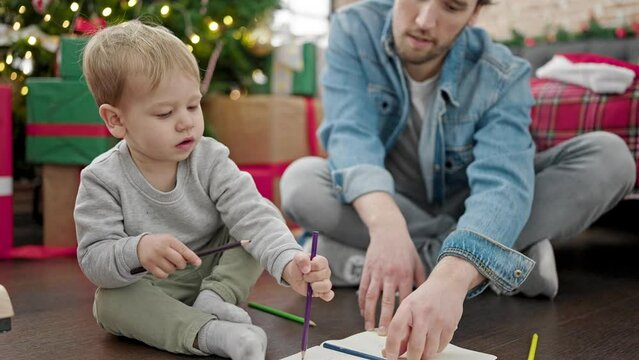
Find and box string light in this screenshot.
[190,34,200,44]
[24,51,33,59]
[70,2,80,12]
[21,86,29,96]
[5,54,13,65]
[10,72,17,81]
[62,20,70,28]
[160,5,170,17]
[208,21,219,32]
[223,16,234,26]
[186,44,193,53]
[18,6,26,14]
[229,89,241,100]
[128,0,138,7]
[13,22,21,31]
[27,36,37,46]
[102,7,112,17]
[0,62,5,72]
[43,14,51,22]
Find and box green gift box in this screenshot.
[251,43,317,96]
[26,78,117,165]
[57,36,89,79]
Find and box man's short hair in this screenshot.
[82,19,200,106]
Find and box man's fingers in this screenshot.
[363,278,381,331]
[424,329,441,359]
[377,281,396,335]
[414,255,427,286]
[399,281,412,304]
[358,269,371,317]
[406,320,427,360]
[384,309,410,360]
[438,327,455,353]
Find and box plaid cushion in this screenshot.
[530,78,639,188]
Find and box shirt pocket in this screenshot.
[444,144,474,173]
[368,85,400,137]
[443,121,475,188]
[444,144,473,191]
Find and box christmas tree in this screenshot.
[1,0,279,179]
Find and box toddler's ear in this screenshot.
[99,104,126,139]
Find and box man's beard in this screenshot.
[395,27,464,65]
[396,43,448,65]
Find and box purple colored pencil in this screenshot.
[301,231,319,359]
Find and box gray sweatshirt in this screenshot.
[74,138,302,289]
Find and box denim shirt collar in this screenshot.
[381,10,466,108]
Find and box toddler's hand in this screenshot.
[282,252,334,301]
[137,233,201,278]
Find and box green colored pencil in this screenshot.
[248,301,317,327]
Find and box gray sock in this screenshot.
[304,234,365,287]
[197,320,267,359]
[193,290,252,324]
[518,239,559,298]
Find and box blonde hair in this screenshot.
[82,19,200,106]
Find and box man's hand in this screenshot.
[359,223,426,333]
[282,252,335,302]
[137,233,201,278]
[383,256,485,360]
[353,192,427,334]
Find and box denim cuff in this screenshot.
[438,229,535,297]
[331,164,395,203]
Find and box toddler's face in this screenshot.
[117,70,204,166]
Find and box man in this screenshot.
[281,0,636,358]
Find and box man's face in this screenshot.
[392,0,480,66]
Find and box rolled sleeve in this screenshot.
[332,164,395,203]
[438,229,535,297]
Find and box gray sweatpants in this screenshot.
[280,132,636,274]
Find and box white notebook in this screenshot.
[281,330,497,360]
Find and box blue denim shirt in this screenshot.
[319,0,536,296]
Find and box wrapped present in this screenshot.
[238,163,288,209]
[202,94,325,165]
[251,43,318,96]
[0,85,12,259]
[42,165,81,248]
[57,36,89,79]
[26,78,116,165]
[530,77,639,188]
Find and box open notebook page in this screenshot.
[281,330,496,360]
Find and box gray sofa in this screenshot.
[510,37,639,71]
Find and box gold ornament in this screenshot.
[243,22,273,57]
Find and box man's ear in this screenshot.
[99,104,126,139]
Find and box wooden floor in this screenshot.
[0,203,638,359]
